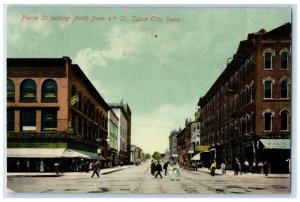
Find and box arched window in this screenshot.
[250,81,256,101]
[20,79,37,102]
[42,79,57,102]
[280,110,289,131]
[281,52,288,69]
[7,79,15,102]
[263,49,275,70]
[281,80,288,98]
[264,80,272,98]
[262,109,275,132]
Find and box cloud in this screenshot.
[7,14,51,45]
[74,26,145,72]
[132,103,196,154]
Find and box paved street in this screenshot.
[7,162,290,194]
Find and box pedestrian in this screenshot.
[220,162,226,174]
[244,159,249,174]
[26,159,30,172]
[40,160,44,172]
[163,161,169,176]
[251,161,256,174]
[171,162,180,181]
[91,160,100,178]
[150,160,156,175]
[59,160,64,174]
[54,162,59,174]
[155,161,163,178]
[16,160,20,172]
[210,160,217,176]
[286,158,290,173]
[263,161,270,176]
[234,159,239,175]
[258,161,263,174]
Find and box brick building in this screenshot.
[7,57,111,172]
[198,23,291,173]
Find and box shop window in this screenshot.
[42,109,57,131]
[7,109,14,131]
[21,109,36,131]
[20,79,37,102]
[7,79,15,102]
[42,79,57,102]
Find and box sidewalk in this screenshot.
[193,167,290,178]
[7,165,131,177]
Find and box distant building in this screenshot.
[7,57,110,171]
[108,109,119,167]
[198,23,291,173]
[110,101,131,165]
[169,130,178,157]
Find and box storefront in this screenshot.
[257,139,290,173]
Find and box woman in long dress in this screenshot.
[171,162,180,181]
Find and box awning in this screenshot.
[7,148,65,158]
[191,153,200,161]
[259,139,290,149]
[7,148,106,160]
[65,149,106,160]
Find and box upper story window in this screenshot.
[280,48,290,70]
[20,79,37,102]
[42,79,57,102]
[280,110,289,131]
[263,48,275,70]
[264,81,272,98]
[280,77,291,99]
[263,109,275,132]
[7,79,15,102]
[281,52,288,69]
[263,77,275,99]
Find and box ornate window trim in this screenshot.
[262,108,275,117]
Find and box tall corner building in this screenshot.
[198,23,291,173]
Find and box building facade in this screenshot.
[110,101,131,165]
[169,130,178,158]
[7,57,111,172]
[198,23,291,173]
[108,109,119,167]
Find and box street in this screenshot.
[7,161,290,194]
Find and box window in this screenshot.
[281,80,288,98]
[21,109,36,131]
[42,79,57,102]
[264,112,272,131]
[281,52,288,69]
[7,109,14,131]
[281,111,289,131]
[264,52,272,69]
[20,79,37,102]
[7,79,15,102]
[264,80,272,98]
[42,109,57,131]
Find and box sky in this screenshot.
[6,6,291,154]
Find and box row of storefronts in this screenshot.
[172,23,291,174]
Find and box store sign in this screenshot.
[23,126,36,131]
[195,145,210,152]
[70,95,79,106]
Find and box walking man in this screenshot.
[91,160,100,178]
[163,161,169,176]
[155,161,163,178]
